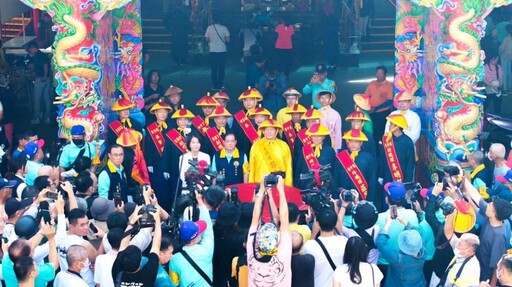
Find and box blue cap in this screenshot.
[71,125,86,136]
[398,229,423,256]
[24,139,45,160]
[179,220,207,243]
[384,181,406,201]
[0,178,17,190]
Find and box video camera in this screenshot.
[299,164,332,190]
[404,182,423,203]
[138,204,157,226]
[184,159,217,192]
[301,188,332,214]
[227,186,240,205]
[300,164,333,214]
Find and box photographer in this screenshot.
[170,190,214,287]
[247,175,292,286]
[258,65,287,116]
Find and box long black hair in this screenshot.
[343,237,369,284]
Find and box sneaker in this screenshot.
[31,118,40,125]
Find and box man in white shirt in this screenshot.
[205,16,230,90]
[54,245,89,287]
[94,228,123,287]
[384,92,421,144]
[303,209,348,287]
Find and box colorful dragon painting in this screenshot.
[407,0,512,163]
[18,0,133,140]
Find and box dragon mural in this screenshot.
[406,0,512,164]
[19,0,133,140]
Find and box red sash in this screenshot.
[108,120,124,137]
[147,123,166,157]
[297,129,312,147]
[302,145,320,169]
[165,129,188,154]
[382,135,404,182]
[206,127,224,152]
[282,121,297,152]
[192,116,209,136]
[234,111,259,144]
[336,150,368,200]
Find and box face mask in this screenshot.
[73,139,85,147]
[80,259,90,274]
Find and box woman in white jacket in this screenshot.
[179,134,211,189]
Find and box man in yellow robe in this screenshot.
[249,119,293,186]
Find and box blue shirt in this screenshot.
[59,142,97,169]
[170,205,214,287]
[2,254,55,287]
[302,78,337,109]
[98,161,125,199]
[26,160,44,185]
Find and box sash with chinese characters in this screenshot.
[191,116,209,136]
[165,129,188,154]
[382,134,404,182]
[302,144,320,169]
[206,127,224,152]
[108,120,124,137]
[336,150,368,200]
[282,121,297,152]
[261,141,281,172]
[234,111,259,144]
[147,123,166,157]
[297,129,312,147]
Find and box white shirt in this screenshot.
[54,270,89,287]
[444,236,481,287]
[333,262,383,287]
[385,109,421,144]
[179,152,211,187]
[94,251,118,287]
[101,227,152,254]
[205,24,230,53]
[303,235,348,287]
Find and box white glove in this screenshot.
[148,166,154,173]
[378,178,384,185]
[163,173,170,180]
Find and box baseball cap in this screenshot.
[0,177,17,189]
[179,220,207,243]
[315,64,327,73]
[24,139,45,159]
[384,181,406,201]
[5,198,22,218]
[71,125,86,136]
[496,169,512,184]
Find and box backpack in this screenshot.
[232,254,248,287]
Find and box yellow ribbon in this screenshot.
[294,123,302,132]
[385,126,398,141]
[401,110,407,115]
[350,150,359,160]
[121,118,132,128]
[92,154,101,165]
[205,117,210,126]
[312,144,322,157]
[218,126,226,135]
[158,121,168,131]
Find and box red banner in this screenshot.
[297,129,312,147]
[108,120,124,137]
[132,146,150,185]
[147,123,166,157]
[192,116,209,136]
[165,129,188,154]
[234,111,260,144]
[302,145,320,169]
[336,150,368,200]
[206,127,224,152]
[282,121,297,153]
[382,135,404,182]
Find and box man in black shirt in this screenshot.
[111,205,162,286]
[26,42,52,125]
[291,231,315,287]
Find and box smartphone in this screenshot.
[46,191,58,200]
[41,210,51,224]
[390,205,398,219]
[89,222,98,234]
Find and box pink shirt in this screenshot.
[274,24,294,49]
[484,64,503,94]
[319,106,342,151]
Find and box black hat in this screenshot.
[5,198,22,218]
[353,201,378,230]
[315,64,327,73]
[15,215,39,238]
[216,202,242,226]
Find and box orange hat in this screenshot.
[398,91,415,101]
[346,110,370,121]
[164,85,183,96]
[213,91,230,101]
[342,129,368,142]
[208,106,232,118]
[116,128,142,147]
[171,105,195,119]
[111,97,136,112]
[301,106,323,120]
[258,119,283,131]
[285,104,307,115]
[282,88,302,98]
[386,114,408,129]
[315,90,336,104]
[150,99,172,114]
[196,92,220,107]
[249,105,272,118]
[353,94,371,111]
[306,123,330,136]
[238,86,263,101]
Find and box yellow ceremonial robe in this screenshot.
[249,138,293,186]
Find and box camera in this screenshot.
[264,174,278,187]
[404,182,422,202]
[138,204,157,226]
[299,164,332,190]
[439,201,456,216]
[301,189,332,214]
[229,187,240,205]
[443,165,460,177]
[215,174,225,189]
[341,189,355,202]
[113,191,123,207]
